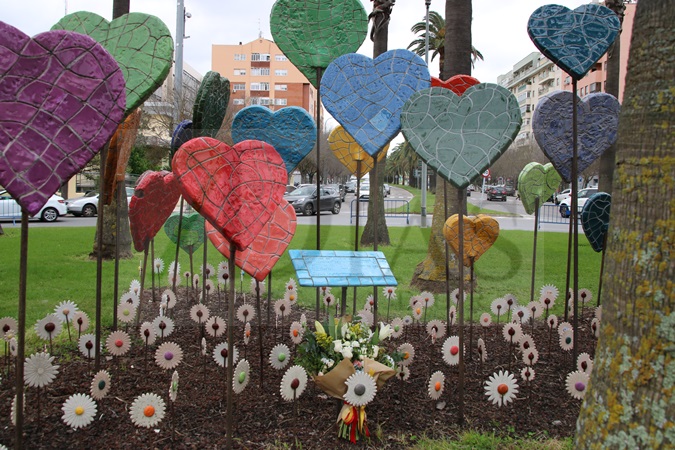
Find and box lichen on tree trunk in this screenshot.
[360,155,391,247]
[575,2,675,447]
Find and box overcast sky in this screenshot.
[7,0,591,83]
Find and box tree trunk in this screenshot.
[411,0,472,291]
[597,0,626,194]
[575,2,675,447]
[112,0,130,19]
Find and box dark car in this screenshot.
[284,185,341,216]
[504,184,516,196]
[345,181,356,193]
[487,185,508,201]
[326,184,346,202]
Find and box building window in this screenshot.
[234,68,246,76]
[233,83,246,91]
[250,97,271,105]
[589,82,602,93]
[233,99,245,105]
[251,53,271,62]
[275,98,287,106]
[275,84,288,91]
[274,69,288,76]
[250,82,270,91]
[251,68,270,76]
[275,54,288,61]
[234,53,246,61]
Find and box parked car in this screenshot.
[559,188,599,218]
[487,185,508,201]
[383,183,391,195]
[0,190,67,222]
[284,185,341,216]
[66,187,134,217]
[326,184,346,202]
[285,185,296,194]
[555,189,571,205]
[504,184,516,196]
[345,181,356,193]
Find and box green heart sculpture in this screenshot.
[401,85,522,189]
[270,0,367,87]
[52,11,173,114]
[164,213,205,254]
[517,162,562,215]
[193,71,230,138]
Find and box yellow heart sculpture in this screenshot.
[443,214,500,267]
[328,125,387,177]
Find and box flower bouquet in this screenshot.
[296,315,401,443]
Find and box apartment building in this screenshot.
[211,38,317,117]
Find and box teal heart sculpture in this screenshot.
[232,106,316,174]
[52,11,174,114]
[322,50,431,157]
[192,71,230,139]
[270,0,367,87]
[517,162,562,215]
[533,91,620,183]
[164,213,205,254]
[401,85,522,189]
[528,4,620,80]
[581,192,611,253]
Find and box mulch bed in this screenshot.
[0,285,596,449]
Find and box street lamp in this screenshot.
[420,0,431,227]
[175,1,192,123]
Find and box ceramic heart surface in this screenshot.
[164,213,205,254]
[232,106,316,174]
[528,4,620,80]
[443,214,500,267]
[270,0,367,87]
[0,23,126,216]
[170,120,193,168]
[52,11,173,113]
[517,162,562,215]
[533,91,620,182]
[581,192,611,253]
[431,75,480,95]
[172,137,287,252]
[207,200,296,282]
[129,170,181,252]
[401,85,521,189]
[321,50,431,157]
[103,109,141,205]
[192,71,230,139]
[328,125,387,177]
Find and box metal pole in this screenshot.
[420,0,431,228]
[175,0,185,123]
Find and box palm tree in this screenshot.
[386,141,418,186]
[407,11,483,77]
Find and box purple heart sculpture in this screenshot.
[532,91,620,182]
[0,22,126,216]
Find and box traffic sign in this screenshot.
[482,169,490,178]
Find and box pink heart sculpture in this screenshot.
[129,171,181,252]
[172,137,287,252]
[431,75,480,95]
[0,23,126,216]
[206,200,297,282]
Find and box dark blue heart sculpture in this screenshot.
[231,106,316,174]
[170,119,193,168]
[533,91,620,183]
[528,4,620,80]
[581,192,611,253]
[321,49,430,157]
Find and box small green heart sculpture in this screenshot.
[164,213,205,254]
[52,11,174,114]
[193,71,230,138]
[517,162,562,215]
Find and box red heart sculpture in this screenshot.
[431,74,480,95]
[172,137,287,252]
[129,170,181,252]
[206,199,296,281]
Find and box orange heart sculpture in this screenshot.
[443,214,500,267]
[103,109,142,205]
[328,125,387,178]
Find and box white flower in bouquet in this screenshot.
[378,322,393,341]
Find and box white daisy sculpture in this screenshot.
[484,370,519,407]
[205,315,225,338]
[232,359,250,394]
[190,304,210,325]
[250,277,263,295]
[140,322,157,346]
[521,366,536,383]
[270,343,291,370]
[152,316,175,340]
[397,343,415,367]
[213,341,239,368]
[161,290,177,310]
[477,338,487,363]
[591,318,601,338]
[289,321,304,345]
[490,298,506,324]
[119,291,139,309]
[169,370,179,402]
[382,286,397,300]
[106,330,131,357]
[502,322,523,346]
[513,306,530,325]
[539,294,555,317]
[396,365,410,381]
[578,288,592,305]
[518,334,535,353]
[577,353,594,374]
[428,371,445,400]
[540,284,559,301]
[217,266,229,287]
[130,393,166,428]
[441,336,462,366]
[358,310,374,328]
[344,372,377,407]
[522,348,540,366]
[236,304,255,324]
[244,322,252,345]
[479,313,492,328]
[0,317,18,339]
[153,258,164,274]
[426,319,446,343]
[285,278,297,293]
[24,352,59,388]
[284,289,298,306]
[274,298,291,321]
[117,303,136,325]
[61,393,97,429]
[547,315,558,332]
[129,279,141,296]
[560,330,574,352]
[280,365,308,402]
[54,300,77,326]
[155,342,183,370]
[390,318,404,339]
[72,311,89,337]
[566,370,590,400]
[90,370,111,400]
[201,263,215,279]
[35,314,62,349]
[78,334,97,360]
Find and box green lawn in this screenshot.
[0,223,601,330]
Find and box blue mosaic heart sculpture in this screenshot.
[321,49,430,157]
[169,120,193,169]
[528,4,620,80]
[581,192,611,253]
[401,85,521,189]
[533,91,620,183]
[232,106,316,174]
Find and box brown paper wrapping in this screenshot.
[313,357,396,400]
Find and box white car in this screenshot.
[0,190,67,222]
[559,188,599,218]
[555,189,571,205]
[66,187,134,217]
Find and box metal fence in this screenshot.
[539,203,581,225]
[349,199,410,224]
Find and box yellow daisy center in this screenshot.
[75,406,84,416]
